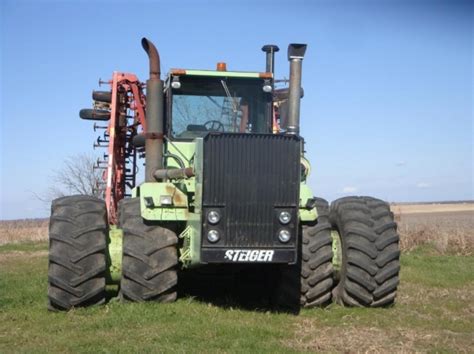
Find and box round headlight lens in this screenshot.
[278,229,291,243]
[278,211,292,224]
[207,210,221,224]
[207,230,220,243]
[262,84,272,93]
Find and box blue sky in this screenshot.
[1,0,472,219]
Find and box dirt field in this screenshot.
[392,203,474,255]
[391,202,474,214]
[0,219,48,245]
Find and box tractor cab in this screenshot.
[165,69,274,139]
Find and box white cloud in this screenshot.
[416,182,431,189]
[396,161,406,166]
[342,186,358,193]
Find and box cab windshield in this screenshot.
[170,76,271,139]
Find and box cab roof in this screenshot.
[169,68,272,79]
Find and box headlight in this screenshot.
[262,79,272,93]
[207,230,220,243]
[207,210,221,224]
[159,195,173,206]
[171,77,181,89]
[278,229,291,243]
[278,211,291,224]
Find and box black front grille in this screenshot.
[202,133,301,248]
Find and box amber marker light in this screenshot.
[170,68,186,75]
[216,62,227,71]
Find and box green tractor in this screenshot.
[47,38,400,311]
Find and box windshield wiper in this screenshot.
[220,80,238,113]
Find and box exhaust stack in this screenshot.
[141,37,164,182]
[286,43,307,135]
[261,44,279,74]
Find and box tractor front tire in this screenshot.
[47,195,108,311]
[330,196,400,307]
[119,198,178,302]
[273,198,334,310]
[300,198,334,307]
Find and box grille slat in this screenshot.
[203,133,301,248]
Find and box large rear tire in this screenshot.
[330,196,400,307]
[47,195,107,311]
[300,198,334,307]
[273,198,334,311]
[119,198,178,302]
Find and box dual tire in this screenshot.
[48,195,399,310]
[47,196,178,310]
[276,196,400,309]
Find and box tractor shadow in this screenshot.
[177,264,299,314]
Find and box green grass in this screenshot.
[0,241,48,253]
[0,247,473,353]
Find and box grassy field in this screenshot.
[0,203,473,352]
[0,244,472,352]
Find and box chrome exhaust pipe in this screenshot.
[286,43,307,135]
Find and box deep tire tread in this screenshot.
[274,198,334,310]
[47,195,107,311]
[119,198,178,303]
[330,196,400,307]
[300,198,334,307]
